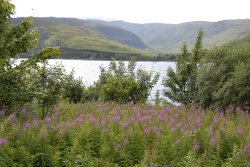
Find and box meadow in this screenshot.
[0,102,249,166]
[1,1,250,166]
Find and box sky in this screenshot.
[11,0,250,24]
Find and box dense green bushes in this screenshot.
[63,70,85,104]
[86,58,159,103]
[163,29,250,110]
[0,0,59,113]
[0,0,159,113]
[163,29,205,106]
[197,40,250,110]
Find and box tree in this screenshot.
[63,70,85,104]
[163,42,191,106]
[163,29,204,106]
[188,29,205,103]
[197,41,250,110]
[29,63,65,118]
[0,0,59,112]
[93,58,159,103]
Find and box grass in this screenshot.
[13,17,152,58]
[14,17,250,54]
[38,24,151,56]
[0,102,250,166]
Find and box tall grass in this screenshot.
[0,102,249,166]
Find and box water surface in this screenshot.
[20,59,176,100]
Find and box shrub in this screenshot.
[94,58,159,103]
[0,0,59,113]
[28,63,65,118]
[63,70,85,104]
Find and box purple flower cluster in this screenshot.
[0,109,5,117]
[210,137,218,146]
[21,106,27,115]
[2,101,249,161]
[33,118,39,127]
[0,138,7,146]
[8,112,16,122]
[193,139,200,151]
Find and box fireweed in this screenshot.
[0,102,249,166]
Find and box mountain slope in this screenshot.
[12,17,250,56]
[105,19,250,52]
[12,17,151,59]
[14,17,147,49]
[81,21,148,49]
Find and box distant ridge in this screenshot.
[12,17,151,60]
[106,19,250,52]
[13,17,250,57]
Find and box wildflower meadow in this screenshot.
[0,102,249,166]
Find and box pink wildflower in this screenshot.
[23,121,30,129]
[213,117,219,124]
[193,139,200,151]
[54,106,60,117]
[32,118,39,127]
[21,106,27,115]
[243,145,250,154]
[8,112,16,122]
[175,139,181,145]
[144,127,150,135]
[0,138,7,146]
[45,116,52,124]
[210,137,218,146]
[0,109,5,117]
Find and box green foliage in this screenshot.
[13,17,152,60]
[28,63,65,118]
[154,89,161,105]
[94,58,159,103]
[63,70,85,104]
[197,36,250,109]
[155,53,177,61]
[109,19,250,52]
[163,29,205,106]
[83,84,101,102]
[0,0,59,112]
[0,102,249,166]
[163,29,249,110]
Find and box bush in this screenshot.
[63,70,85,104]
[163,29,205,106]
[197,39,250,110]
[28,63,65,118]
[0,0,59,113]
[93,58,159,103]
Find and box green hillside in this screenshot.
[12,17,151,59]
[12,17,250,57]
[227,33,250,48]
[81,21,148,49]
[107,19,250,52]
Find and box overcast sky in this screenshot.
[11,0,250,24]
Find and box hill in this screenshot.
[12,17,151,60]
[227,33,250,48]
[104,19,250,52]
[13,17,250,57]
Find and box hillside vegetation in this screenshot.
[13,17,250,58]
[107,19,250,52]
[13,17,151,60]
